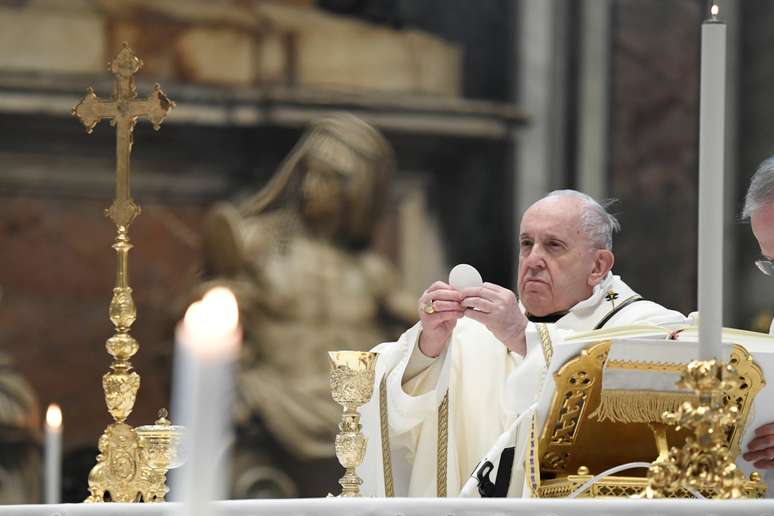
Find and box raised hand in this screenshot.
[743,422,774,469]
[417,281,464,357]
[460,282,527,355]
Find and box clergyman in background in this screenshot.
[741,156,774,479]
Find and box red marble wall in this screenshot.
[0,196,205,452]
[609,0,700,315]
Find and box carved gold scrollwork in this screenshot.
[105,333,139,363]
[552,370,594,444]
[330,368,374,409]
[723,344,765,458]
[86,422,170,503]
[109,287,137,331]
[644,359,765,499]
[102,371,140,423]
[538,341,610,475]
[334,422,367,467]
[543,451,570,472]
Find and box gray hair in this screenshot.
[544,189,620,250]
[742,156,774,219]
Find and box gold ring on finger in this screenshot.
[423,301,435,314]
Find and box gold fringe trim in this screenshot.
[589,390,692,424]
[379,376,394,497]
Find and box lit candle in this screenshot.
[44,403,62,504]
[697,4,726,361]
[170,287,241,514]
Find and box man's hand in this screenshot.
[417,281,464,357]
[460,282,527,355]
[743,422,774,469]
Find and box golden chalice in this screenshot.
[328,351,378,497]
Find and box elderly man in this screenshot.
[360,190,686,498]
[741,156,774,474]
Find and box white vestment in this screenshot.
[359,273,687,498]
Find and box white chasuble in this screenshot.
[359,273,687,498]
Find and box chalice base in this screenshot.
[338,469,363,497]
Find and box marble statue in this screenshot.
[199,114,416,497]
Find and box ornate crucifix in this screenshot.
[74,42,174,228]
[73,43,180,503]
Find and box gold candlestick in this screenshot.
[644,359,754,499]
[328,351,378,497]
[73,43,181,503]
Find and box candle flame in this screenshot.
[182,287,240,355]
[711,4,719,16]
[46,404,62,429]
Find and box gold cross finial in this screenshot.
[72,43,175,228]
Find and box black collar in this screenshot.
[526,311,569,323]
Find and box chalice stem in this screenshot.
[335,407,366,497]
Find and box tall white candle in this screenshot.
[170,287,241,516]
[44,403,62,504]
[697,4,726,361]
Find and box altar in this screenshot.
[3,498,774,516]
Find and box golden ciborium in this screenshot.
[328,351,378,497]
[136,409,186,474]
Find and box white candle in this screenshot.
[44,403,62,504]
[697,4,726,361]
[170,287,241,515]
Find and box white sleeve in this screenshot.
[385,323,452,436]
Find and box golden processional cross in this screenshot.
[74,42,173,228]
[73,43,181,503]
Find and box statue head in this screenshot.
[243,113,395,249]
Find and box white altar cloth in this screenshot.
[1,498,773,516]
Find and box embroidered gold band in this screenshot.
[379,376,394,496]
[606,360,686,373]
[437,391,449,497]
[537,323,553,364]
[526,323,553,496]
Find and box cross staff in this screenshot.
[73,43,174,228]
[74,45,177,502]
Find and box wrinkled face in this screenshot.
[517,197,611,316]
[751,202,774,259]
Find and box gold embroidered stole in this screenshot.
[378,376,394,496]
[436,391,449,496]
[526,323,553,496]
